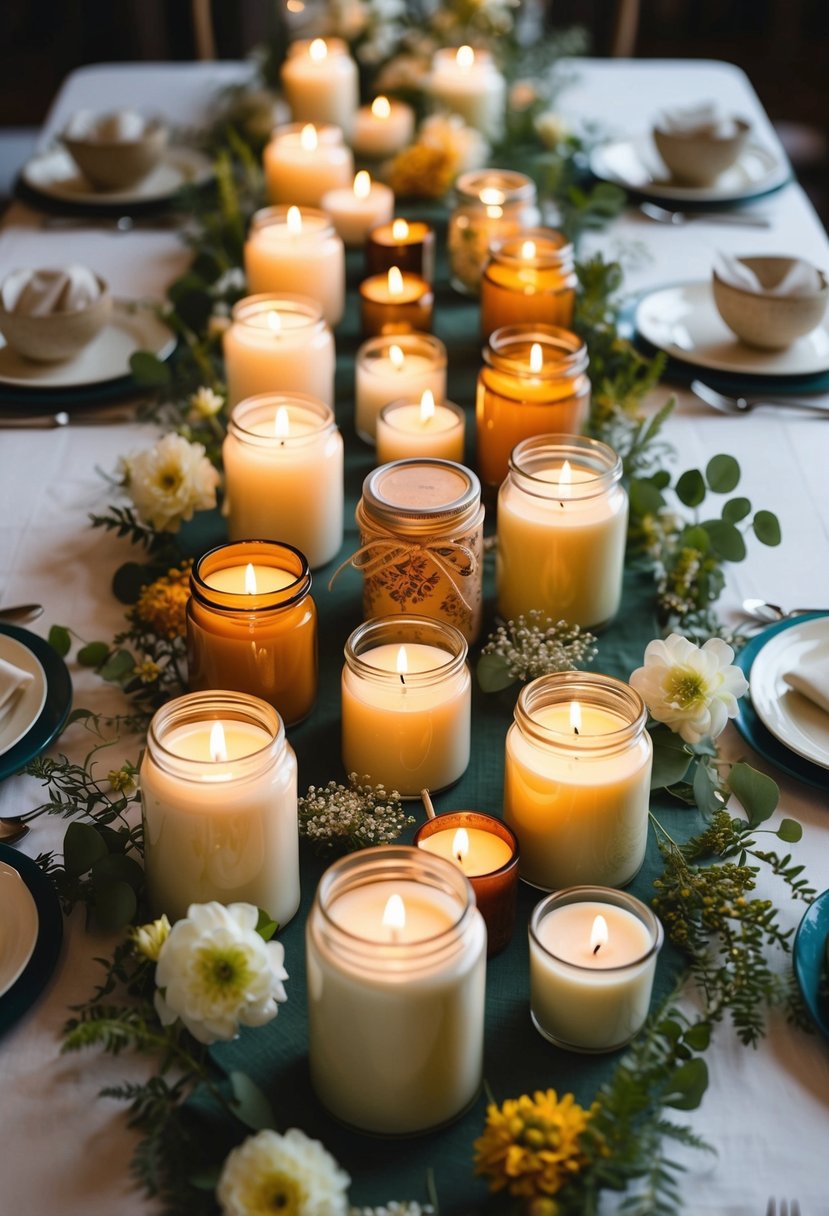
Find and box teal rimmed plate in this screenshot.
[0,843,63,1037]
[794,889,829,1042]
[0,625,72,786]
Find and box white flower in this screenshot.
[509,80,538,113]
[123,433,220,533]
[630,634,748,743]
[188,385,225,421]
[217,1127,349,1216]
[131,914,171,961]
[350,1206,434,1216]
[418,113,488,173]
[154,902,288,1044]
[534,110,570,149]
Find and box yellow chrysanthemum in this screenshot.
[474,1089,594,1200]
[134,563,192,640]
[388,143,457,200]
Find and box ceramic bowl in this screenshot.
[712,256,829,350]
[61,118,168,190]
[0,274,112,362]
[652,117,750,186]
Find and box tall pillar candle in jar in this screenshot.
[496,435,627,629]
[280,38,359,137]
[223,394,343,569]
[140,691,299,926]
[244,206,345,327]
[428,46,506,140]
[355,332,447,444]
[264,123,353,207]
[306,847,486,1134]
[223,294,335,408]
[503,673,652,891]
[350,459,484,643]
[476,324,590,488]
[481,228,576,340]
[341,615,471,796]
[187,541,317,725]
[447,169,539,296]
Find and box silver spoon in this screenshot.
[640,201,771,228]
[0,604,43,624]
[742,598,827,623]
[0,406,137,429]
[691,379,829,417]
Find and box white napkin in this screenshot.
[0,657,33,727]
[714,253,825,297]
[783,661,829,716]
[65,109,148,142]
[0,266,102,315]
[657,102,743,138]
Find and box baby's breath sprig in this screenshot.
[477,610,598,693]
[298,774,415,856]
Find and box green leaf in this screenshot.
[99,649,137,682]
[701,519,747,561]
[189,1168,222,1191]
[256,909,278,941]
[705,454,740,493]
[93,880,137,931]
[77,641,110,668]
[90,853,145,893]
[675,468,706,508]
[477,652,516,694]
[663,1058,709,1110]
[692,760,723,819]
[679,524,711,554]
[753,510,782,546]
[129,350,171,388]
[683,1022,712,1051]
[112,562,151,605]
[649,726,692,789]
[48,624,71,657]
[722,496,751,523]
[229,1071,277,1131]
[629,476,665,516]
[63,822,108,876]
[727,761,779,825]
[777,818,803,843]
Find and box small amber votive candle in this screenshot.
[376,392,465,464]
[414,811,519,956]
[481,227,576,340]
[359,265,433,338]
[366,218,436,285]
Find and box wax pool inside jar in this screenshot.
[359,642,451,678]
[418,827,512,876]
[328,879,457,944]
[532,703,627,736]
[203,565,297,595]
[384,403,457,434]
[246,407,319,439]
[162,720,272,766]
[536,901,652,969]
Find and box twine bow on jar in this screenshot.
[328,527,479,615]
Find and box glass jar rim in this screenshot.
[271,122,344,146]
[378,397,463,431]
[360,458,482,536]
[508,434,622,499]
[514,672,647,754]
[249,205,336,238]
[146,690,285,776]
[483,324,588,376]
[529,885,664,972]
[191,541,312,613]
[228,393,335,447]
[487,227,573,267]
[344,614,468,685]
[357,331,447,370]
[455,168,537,205]
[231,293,325,327]
[413,811,519,878]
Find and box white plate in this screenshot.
[590,135,789,203]
[750,618,829,769]
[634,281,829,376]
[0,299,175,389]
[22,145,213,207]
[0,634,47,756]
[0,861,39,997]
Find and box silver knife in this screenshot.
[0,407,137,428]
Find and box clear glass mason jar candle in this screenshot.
[280,39,359,137]
[141,690,299,925]
[341,614,471,796]
[263,122,354,207]
[529,886,663,1053]
[503,672,652,891]
[355,331,447,444]
[306,846,486,1134]
[376,395,465,465]
[447,168,540,296]
[496,434,628,629]
[428,47,507,141]
[244,205,345,327]
[223,294,335,408]
[187,540,317,725]
[476,324,590,488]
[355,459,485,642]
[480,228,576,340]
[223,393,343,569]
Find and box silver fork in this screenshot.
[640,201,771,228]
[691,379,829,417]
[766,1200,801,1216]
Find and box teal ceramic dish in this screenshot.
[0,625,72,784]
[793,889,829,1043]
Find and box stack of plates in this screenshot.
[0,845,63,1037]
[0,625,72,781]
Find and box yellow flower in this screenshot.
[388,143,457,200]
[131,914,171,961]
[134,563,192,640]
[474,1089,593,1199]
[108,764,137,793]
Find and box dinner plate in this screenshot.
[634,281,829,377]
[21,144,213,207]
[0,843,63,1039]
[750,617,829,770]
[0,625,72,787]
[590,135,790,203]
[0,299,174,390]
[793,888,829,1042]
[0,860,39,996]
[0,634,47,756]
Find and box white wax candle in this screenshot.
[376,394,465,463]
[223,299,335,407]
[355,338,447,443]
[417,826,512,877]
[320,171,395,247]
[352,95,416,158]
[244,207,345,327]
[429,45,506,139]
[141,715,299,925]
[530,898,659,1051]
[203,563,296,595]
[281,38,359,137]
[223,398,344,569]
[341,642,471,796]
[264,123,354,207]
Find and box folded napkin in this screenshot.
[783,661,829,716]
[65,108,148,142]
[0,266,102,316]
[657,102,743,139]
[714,253,825,298]
[0,656,34,727]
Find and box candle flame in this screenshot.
[267,310,282,337]
[371,95,391,119]
[529,342,543,374]
[274,406,290,439]
[558,459,572,499]
[309,38,328,61]
[396,646,408,676]
[419,389,435,423]
[354,170,371,201]
[456,44,475,70]
[300,123,318,151]
[287,205,302,235]
[570,699,582,735]
[392,218,409,241]
[453,827,470,864]
[286,0,304,11]
[479,187,505,207]
[382,893,406,935]
[388,266,404,297]
[210,721,228,763]
[590,913,609,955]
[245,563,257,595]
[389,343,405,370]
[521,240,537,260]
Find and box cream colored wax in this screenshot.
[244,207,345,327]
[429,46,506,140]
[355,339,447,443]
[281,39,359,137]
[223,301,335,408]
[320,171,395,248]
[375,394,465,464]
[417,826,513,876]
[264,123,354,207]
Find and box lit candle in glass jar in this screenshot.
[244,206,345,327]
[481,228,577,339]
[281,38,359,137]
[352,95,416,159]
[376,390,465,464]
[365,216,436,284]
[354,332,447,443]
[359,264,433,338]
[264,123,354,207]
[428,45,506,139]
[321,170,395,247]
[223,294,335,408]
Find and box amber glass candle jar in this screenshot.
[475,324,590,488]
[447,169,540,296]
[366,218,436,284]
[359,266,433,338]
[187,540,317,725]
[481,228,576,340]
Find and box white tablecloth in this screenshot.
[0,59,827,1216]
